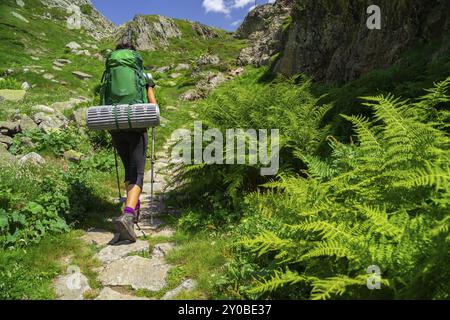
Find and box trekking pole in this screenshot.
[113,147,122,202]
[150,127,155,226]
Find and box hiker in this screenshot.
[100,41,157,242]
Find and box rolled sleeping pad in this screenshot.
[86,103,160,130]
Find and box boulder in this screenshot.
[31,105,55,115]
[71,108,87,125]
[4,69,14,76]
[174,63,190,71]
[65,41,82,51]
[39,114,69,133]
[43,73,55,80]
[229,67,245,77]
[0,121,20,135]
[54,270,91,300]
[17,114,38,132]
[169,73,182,79]
[32,112,52,125]
[18,152,46,166]
[72,71,92,80]
[179,89,202,101]
[63,150,83,163]
[155,66,171,73]
[21,82,31,90]
[55,58,72,65]
[196,53,220,66]
[0,144,16,164]
[0,134,13,148]
[0,89,26,102]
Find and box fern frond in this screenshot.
[247,269,313,294]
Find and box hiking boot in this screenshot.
[114,214,137,242]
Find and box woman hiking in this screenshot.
[100,41,157,242]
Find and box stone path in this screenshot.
[54,138,196,300]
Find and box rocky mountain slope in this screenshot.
[238,0,450,83]
[40,0,116,39]
[116,14,221,51]
[236,0,293,67]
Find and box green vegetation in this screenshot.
[0,0,448,300]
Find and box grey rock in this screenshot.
[95,287,150,300]
[18,152,46,166]
[117,15,181,51]
[0,134,13,147]
[0,144,16,164]
[236,0,292,67]
[179,89,202,101]
[16,0,25,8]
[0,121,20,135]
[54,271,91,300]
[65,41,81,51]
[169,73,182,79]
[196,53,220,66]
[71,107,87,125]
[54,58,72,65]
[192,22,218,39]
[174,63,190,71]
[32,112,51,124]
[31,105,55,115]
[98,255,171,291]
[19,136,34,148]
[229,67,245,77]
[151,243,175,258]
[155,66,171,73]
[4,68,14,76]
[43,73,54,80]
[17,114,38,132]
[162,279,197,300]
[39,114,68,133]
[82,229,119,247]
[272,0,450,83]
[72,71,92,80]
[96,240,150,264]
[21,82,31,91]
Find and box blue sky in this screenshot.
[91,0,275,31]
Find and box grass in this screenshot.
[0,230,100,300]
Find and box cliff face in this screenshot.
[273,0,450,83]
[236,0,293,66]
[117,15,219,51]
[40,0,116,39]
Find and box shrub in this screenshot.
[224,78,450,299]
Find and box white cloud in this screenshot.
[202,0,230,14]
[268,0,276,3]
[232,0,254,9]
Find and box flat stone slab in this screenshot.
[95,287,151,300]
[0,89,26,102]
[54,271,91,300]
[98,256,171,291]
[96,240,150,264]
[82,229,119,246]
[162,279,197,300]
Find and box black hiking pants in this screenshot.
[110,130,148,189]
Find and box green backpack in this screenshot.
[100,49,148,105]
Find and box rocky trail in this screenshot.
[54,137,197,300]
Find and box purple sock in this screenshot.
[135,200,141,210]
[124,206,135,216]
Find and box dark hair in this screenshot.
[116,42,136,51]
